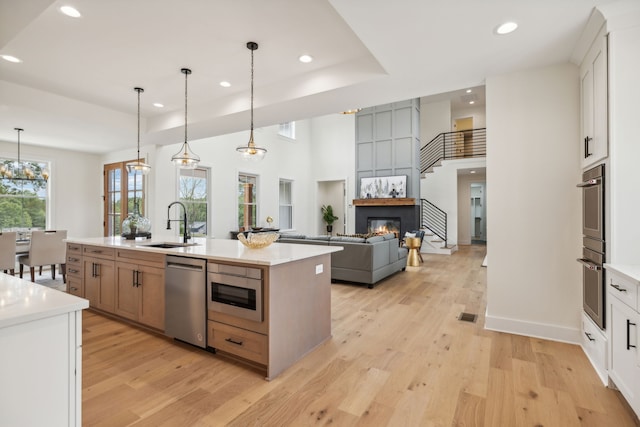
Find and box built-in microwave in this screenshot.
[207,263,263,323]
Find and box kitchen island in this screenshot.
[0,273,89,426]
[64,236,342,379]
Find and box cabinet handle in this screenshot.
[225,337,244,346]
[611,284,627,292]
[135,270,141,287]
[68,257,80,262]
[69,269,79,274]
[95,263,100,277]
[584,136,593,158]
[132,270,137,287]
[627,319,637,350]
[70,287,78,291]
[584,332,595,342]
[91,263,97,278]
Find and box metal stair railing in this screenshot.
[420,127,486,174]
[421,198,447,248]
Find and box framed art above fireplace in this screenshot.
[360,175,406,199]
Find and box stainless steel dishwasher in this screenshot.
[165,255,207,348]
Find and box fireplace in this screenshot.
[368,217,401,238]
[355,204,419,238]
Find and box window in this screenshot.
[279,179,293,230]
[278,121,295,139]
[238,173,257,230]
[103,160,146,236]
[179,167,209,237]
[0,159,49,230]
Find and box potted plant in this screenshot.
[321,204,339,235]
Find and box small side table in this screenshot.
[405,237,422,267]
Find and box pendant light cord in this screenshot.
[184,69,189,148]
[250,47,254,134]
[136,88,141,162]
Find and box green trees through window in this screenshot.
[179,167,208,237]
[0,160,48,230]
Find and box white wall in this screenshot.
[309,113,356,233]
[609,24,640,264]
[0,141,102,238]
[420,99,451,146]
[485,63,582,343]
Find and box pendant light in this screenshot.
[236,41,267,161]
[0,128,49,181]
[121,87,152,240]
[171,68,200,168]
[126,87,151,175]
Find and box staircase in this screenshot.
[420,128,486,175]
[416,128,486,254]
[420,198,457,255]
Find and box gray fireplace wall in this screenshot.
[355,99,421,201]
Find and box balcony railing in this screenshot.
[420,128,486,174]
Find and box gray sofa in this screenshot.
[278,232,407,288]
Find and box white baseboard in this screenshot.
[484,312,581,345]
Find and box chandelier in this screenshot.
[0,128,50,181]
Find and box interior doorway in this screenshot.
[470,183,486,244]
[317,180,346,235]
[454,117,474,158]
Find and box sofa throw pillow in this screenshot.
[331,236,366,243]
[404,232,416,238]
[382,232,396,240]
[365,235,385,244]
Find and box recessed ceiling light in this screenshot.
[220,81,231,88]
[470,170,476,174]
[60,6,81,18]
[466,89,472,93]
[496,21,518,35]
[299,54,313,63]
[153,103,164,108]
[469,101,475,105]
[1,55,22,63]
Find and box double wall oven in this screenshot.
[577,164,605,329]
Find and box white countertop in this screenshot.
[66,236,342,266]
[604,264,640,282]
[0,273,89,329]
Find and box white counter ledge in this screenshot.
[604,264,640,282]
[0,273,89,329]
[65,236,342,266]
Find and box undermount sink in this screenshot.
[139,242,199,248]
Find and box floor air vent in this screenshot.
[458,312,477,323]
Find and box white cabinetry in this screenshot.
[580,28,608,169]
[0,276,88,426]
[581,312,608,384]
[606,266,640,418]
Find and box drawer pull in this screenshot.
[69,269,79,274]
[611,284,627,293]
[225,337,244,346]
[584,332,595,342]
[68,257,80,262]
[70,287,78,291]
[627,320,637,350]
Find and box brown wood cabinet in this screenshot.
[65,243,84,297]
[114,250,165,331]
[83,245,115,312]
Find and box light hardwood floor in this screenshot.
[82,245,639,426]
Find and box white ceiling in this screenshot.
[0,0,621,154]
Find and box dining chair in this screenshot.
[18,230,67,283]
[0,231,17,275]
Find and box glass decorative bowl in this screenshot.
[237,232,279,249]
